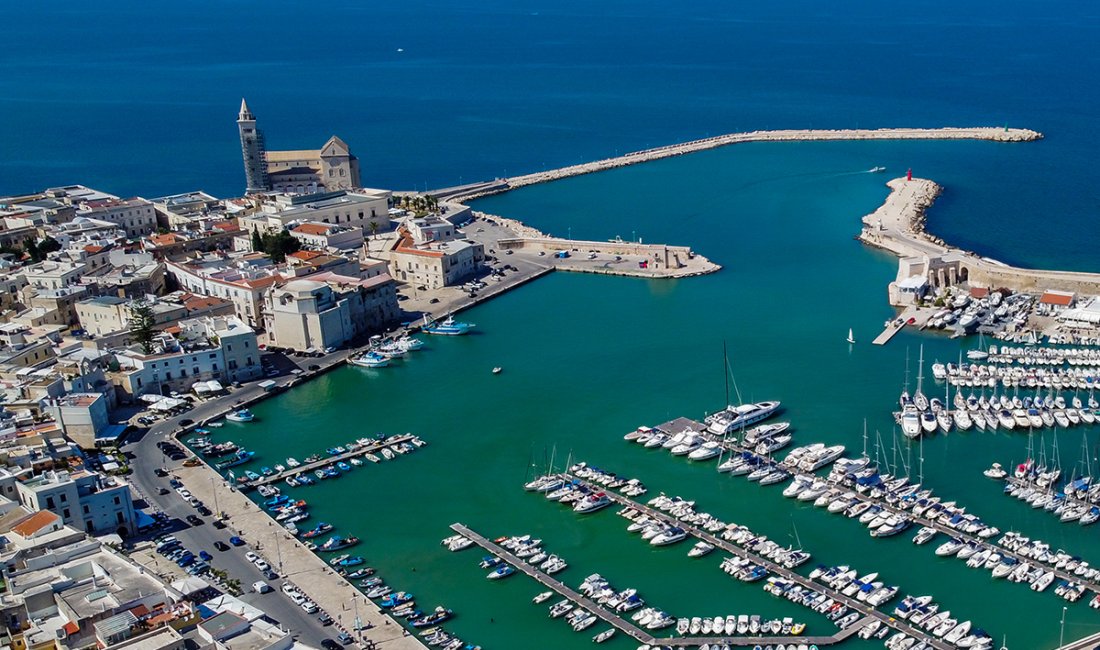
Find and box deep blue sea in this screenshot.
[2,1,1099,270]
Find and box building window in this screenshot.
[83,505,89,514]
[46,496,55,509]
[113,496,120,505]
[63,508,70,518]
[117,512,125,524]
[60,494,67,503]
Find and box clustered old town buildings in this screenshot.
[0,103,487,650]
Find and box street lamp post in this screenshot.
[210,476,221,518]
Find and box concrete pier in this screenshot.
[445,127,1041,202]
[248,433,419,487]
[552,477,951,649]
[655,418,1100,598]
[451,523,869,647]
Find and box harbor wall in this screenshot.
[860,177,1100,300]
[446,127,1042,202]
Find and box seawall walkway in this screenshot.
[446,127,1041,201]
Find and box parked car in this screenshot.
[321,640,342,650]
[252,581,271,594]
[154,468,168,477]
[229,536,245,546]
[197,506,212,516]
[317,613,333,626]
[214,541,229,551]
[212,519,227,529]
[179,419,194,427]
[336,632,353,645]
[199,551,213,561]
[185,515,204,526]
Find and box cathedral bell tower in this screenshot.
[238,98,270,193]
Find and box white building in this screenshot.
[390,216,484,289]
[263,273,399,351]
[15,470,137,536]
[245,190,391,235]
[288,222,364,251]
[76,198,157,238]
[112,316,262,397]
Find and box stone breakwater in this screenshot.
[448,127,1042,201]
[859,177,1100,297]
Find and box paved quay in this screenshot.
[554,476,950,650]
[451,523,869,647]
[176,463,428,649]
[445,127,1042,202]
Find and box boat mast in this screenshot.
[918,431,925,485]
[916,344,925,399]
[723,340,730,407]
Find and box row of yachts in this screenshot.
[897,389,1098,438]
[1003,478,1100,526]
[657,418,1100,609]
[932,360,1100,389]
[529,461,967,650]
[978,345,1100,366]
[482,534,569,576]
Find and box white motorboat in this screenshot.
[687,541,714,558]
[706,401,782,435]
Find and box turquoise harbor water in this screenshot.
[6,0,1100,647]
[199,148,1100,649]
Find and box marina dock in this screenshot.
[451,523,872,647]
[655,418,1100,598]
[249,434,419,487]
[551,479,953,650]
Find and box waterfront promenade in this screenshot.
[859,177,1100,296]
[176,463,428,649]
[444,127,1041,201]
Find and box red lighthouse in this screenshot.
[906,168,912,181]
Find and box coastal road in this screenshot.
[121,353,357,647]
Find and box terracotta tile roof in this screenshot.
[11,510,60,537]
[969,287,989,298]
[63,621,80,636]
[1040,291,1075,306]
[288,250,323,261]
[292,223,333,236]
[211,221,240,232]
[129,604,151,618]
[84,245,106,254]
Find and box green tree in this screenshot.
[37,236,61,256]
[251,229,264,252]
[368,221,380,240]
[128,301,157,354]
[259,230,300,263]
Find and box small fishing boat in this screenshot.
[492,367,502,374]
[983,463,1008,479]
[320,535,360,551]
[847,328,855,344]
[423,315,474,336]
[349,352,390,368]
[226,409,255,423]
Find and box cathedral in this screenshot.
[237,99,361,194]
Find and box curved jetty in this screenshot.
[860,177,1100,297]
[449,127,1041,200]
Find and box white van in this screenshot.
[252,581,271,594]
